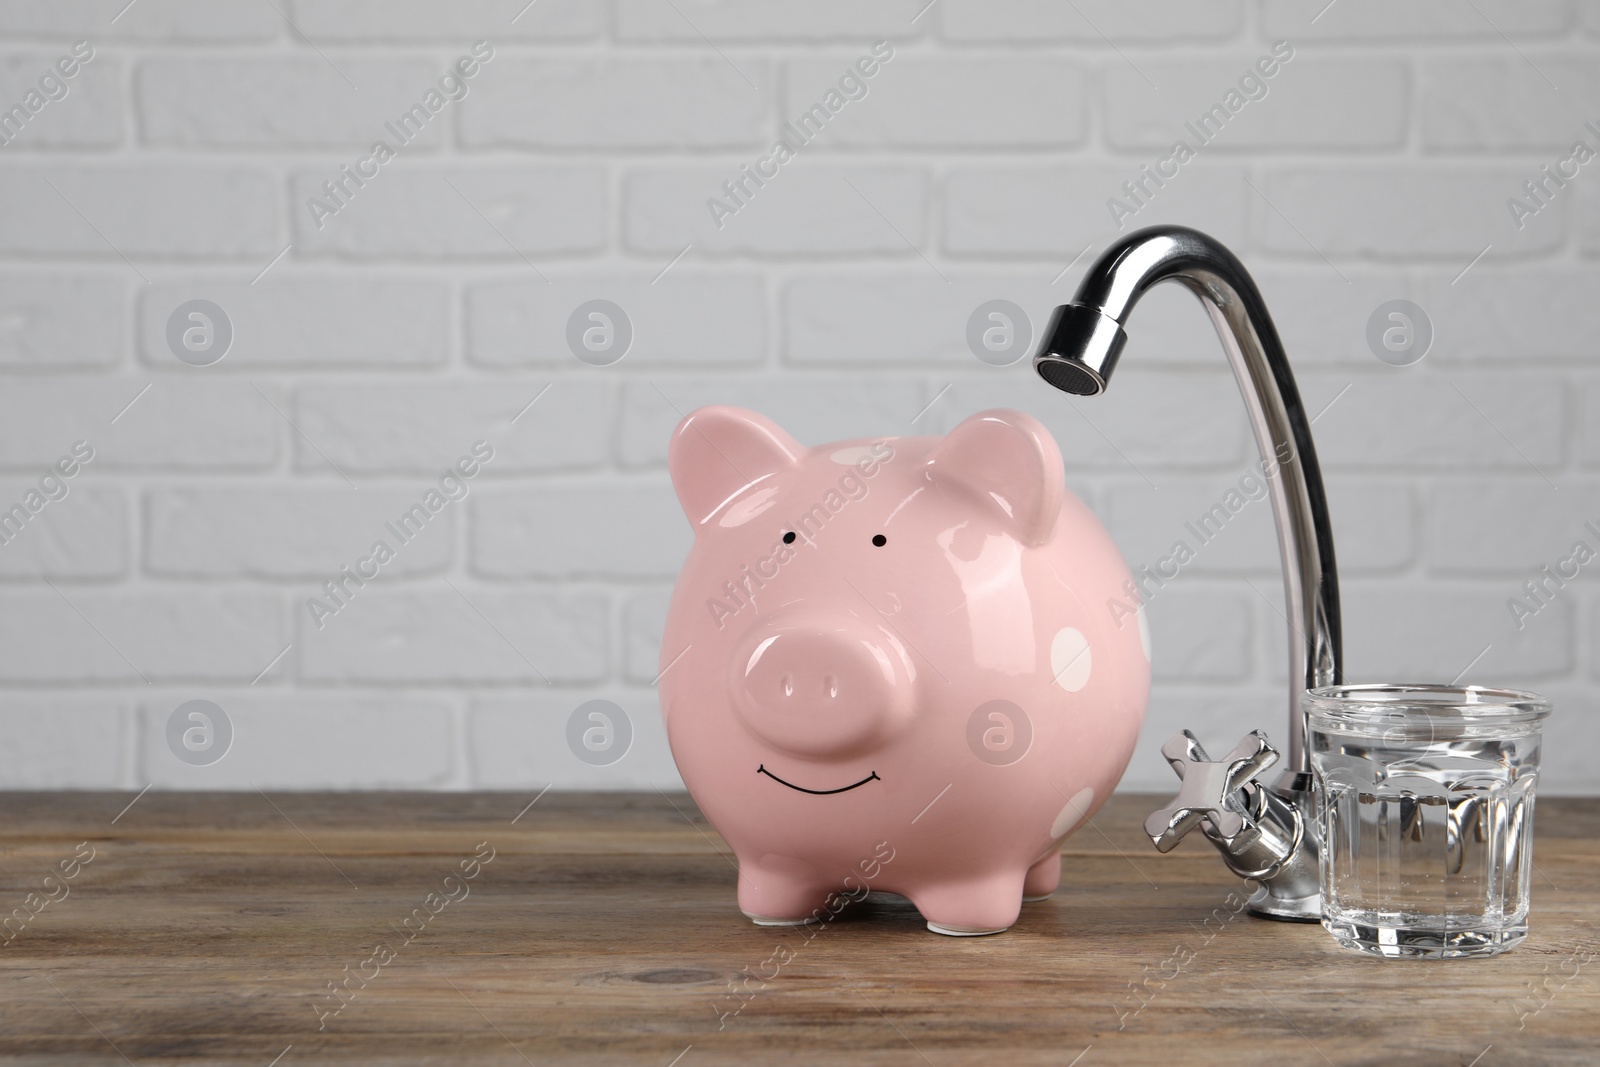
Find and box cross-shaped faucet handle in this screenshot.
[1143,730,1280,853]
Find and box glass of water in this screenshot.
[1306,684,1551,959]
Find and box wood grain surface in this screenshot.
[0,790,1594,1066]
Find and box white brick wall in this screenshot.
[0,2,1595,795]
[459,59,771,148]
[465,275,766,366]
[137,58,447,148]
[1104,59,1410,150]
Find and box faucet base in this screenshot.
[1246,779,1322,922]
[1246,884,1321,922]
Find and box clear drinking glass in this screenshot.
[1306,684,1551,959]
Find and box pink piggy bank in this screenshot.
[659,406,1150,935]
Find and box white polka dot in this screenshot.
[1050,787,1095,839]
[1137,605,1152,663]
[1050,627,1093,692]
[829,445,880,465]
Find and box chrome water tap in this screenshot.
[1031,225,1341,920]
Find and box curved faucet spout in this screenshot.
[1032,225,1342,920]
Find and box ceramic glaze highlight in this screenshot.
[660,406,1150,935]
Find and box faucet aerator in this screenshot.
[1033,303,1126,396]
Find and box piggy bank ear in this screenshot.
[669,406,804,526]
[926,409,1064,546]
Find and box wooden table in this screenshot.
[1,790,1594,1066]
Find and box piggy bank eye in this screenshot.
[871,534,887,547]
[783,531,796,544]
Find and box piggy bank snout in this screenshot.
[731,615,914,758]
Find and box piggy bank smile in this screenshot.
[756,765,881,795]
[658,405,1149,935]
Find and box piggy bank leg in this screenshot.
[1022,850,1062,902]
[737,863,836,927]
[910,870,1026,936]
